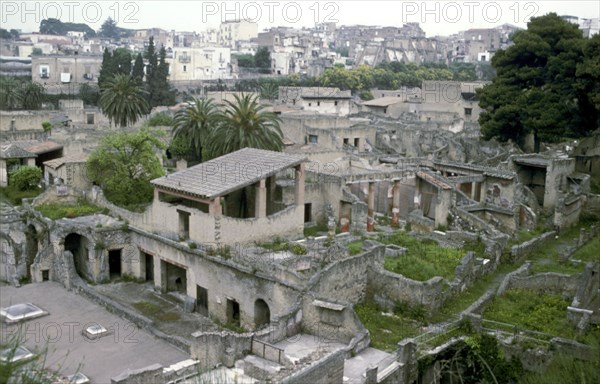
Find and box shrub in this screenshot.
[9,166,42,191]
[290,243,307,255]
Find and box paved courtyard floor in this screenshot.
[0,281,189,383]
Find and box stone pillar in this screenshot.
[434,189,451,228]
[471,182,477,200]
[295,163,305,207]
[414,177,422,210]
[398,339,418,384]
[155,257,167,293]
[209,197,222,217]
[365,365,378,384]
[367,182,375,232]
[176,159,188,171]
[255,179,267,218]
[391,179,401,227]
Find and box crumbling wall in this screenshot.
[510,231,556,263]
[280,349,345,384]
[309,246,383,304]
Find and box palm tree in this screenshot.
[99,74,149,128]
[0,77,22,110]
[172,97,219,161]
[204,94,283,160]
[19,81,45,110]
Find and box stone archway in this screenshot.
[64,233,90,280]
[254,299,271,329]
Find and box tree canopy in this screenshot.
[478,13,600,149]
[86,128,166,207]
[39,18,95,37]
[99,74,149,128]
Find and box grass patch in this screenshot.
[132,301,180,322]
[429,262,518,323]
[36,200,105,220]
[571,234,600,263]
[0,186,43,205]
[347,241,363,255]
[355,301,422,351]
[304,222,328,237]
[380,232,464,281]
[483,289,598,344]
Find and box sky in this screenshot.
[1,0,599,37]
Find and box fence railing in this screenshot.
[251,338,286,365]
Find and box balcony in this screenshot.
[178,55,191,64]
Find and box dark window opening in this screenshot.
[144,252,154,282]
[42,270,49,281]
[354,138,360,147]
[227,299,240,327]
[197,285,208,316]
[308,134,318,144]
[178,210,191,239]
[304,203,312,223]
[464,108,473,116]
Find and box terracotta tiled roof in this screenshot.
[43,153,88,169]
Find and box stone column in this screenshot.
[295,164,305,207]
[255,179,267,218]
[155,258,167,293]
[391,179,401,226]
[367,182,375,232]
[471,181,477,200]
[209,197,222,217]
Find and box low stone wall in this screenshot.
[280,349,345,384]
[190,331,253,370]
[497,262,581,300]
[510,231,556,263]
[367,266,448,312]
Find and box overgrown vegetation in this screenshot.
[36,200,105,220]
[304,222,329,237]
[354,301,421,351]
[133,301,180,322]
[483,289,598,344]
[86,128,166,208]
[347,241,363,255]
[8,166,42,191]
[0,186,42,205]
[380,232,464,281]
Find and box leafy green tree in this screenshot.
[99,74,149,128]
[132,53,145,84]
[31,48,43,56]
[78,83,99,106]
[255,46,271,73]
[205,94,283,160]
[173,98,219,161]
[235,54,255,68]
[98,48,115,89]
[112,48,132,76]
[98,17,119,39]
[86,128,166,207]
[146,112,174,127]
[9,166,42,191]
[478,13,599,149]
[144,37,158,87]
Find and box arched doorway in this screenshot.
[25,225,38,280]
[254,299,271,328]
[64,233,89,279]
